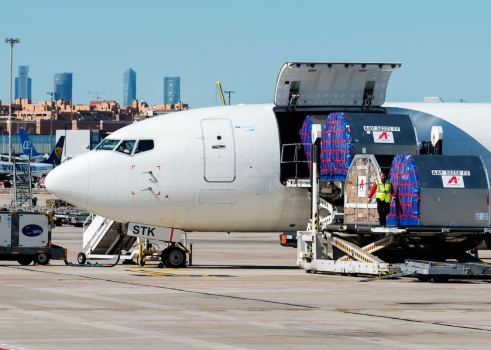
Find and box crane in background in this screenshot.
[215,81,226,106]
[87,92,119,101]
[215,82,236,105]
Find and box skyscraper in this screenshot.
[163,77,180,105]
[123,68,137,106]
[54,73,73,101]
[15,66,32,100]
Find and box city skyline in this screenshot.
[123,68,136,106]
[1,1,490,108]
[163,77,180,105]
[14,65,31,100]
[54,73,72,101]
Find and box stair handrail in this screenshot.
[83,216,115,253]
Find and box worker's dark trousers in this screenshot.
[376,198,390,226]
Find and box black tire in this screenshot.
[161,248,170,267]
[417,275,432,282]
[55,219,63,227]
[158,262,164,268]
[35,253,49,265]
[77,252,87,264]
[164,246,186,268]
[17,256,33,266]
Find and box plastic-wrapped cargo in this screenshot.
[299,112,418,181]
[387,155,490,227]
[386,154,420,226]
[344,154,380,224]
[299,115,313,170]
[321,112,353,181]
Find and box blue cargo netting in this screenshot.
[299,115,313,169]
[386,154,421,226]
[320,112,353,181]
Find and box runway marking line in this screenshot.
[464,310,490,312]
[336,309,359,313]
[128,269,220,278]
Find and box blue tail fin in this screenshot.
[19,127,41,157]
[42,136,65,166]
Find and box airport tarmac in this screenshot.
[1,193,491,349]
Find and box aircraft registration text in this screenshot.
[431,170,471,176]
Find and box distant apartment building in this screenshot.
[0,98,189,139]
[54,73,73,101]
[163,77,180,104]
[123,68,137,106]
[15,66,32,100]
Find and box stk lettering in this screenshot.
[132,225,155,236]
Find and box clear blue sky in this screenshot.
[1,0,490,107]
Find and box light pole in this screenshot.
[47,92,54,149]
[224,90,235,105]
[5,38,20,162]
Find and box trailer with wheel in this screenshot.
[79,215,191,268]
[0,211,67,265]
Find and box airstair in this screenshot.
[12,155,33,206]
[77,214,137,264]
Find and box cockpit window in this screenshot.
[116,140,136,155]
[96,139,120,151]
[134,140,154,154]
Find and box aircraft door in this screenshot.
[201,118,236,182]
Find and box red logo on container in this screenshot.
[448,176,458,184]
[378,132,388,140]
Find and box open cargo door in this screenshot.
[274,62,401,110]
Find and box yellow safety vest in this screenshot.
[375,179,391,202]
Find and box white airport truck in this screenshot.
[0,211,67,265]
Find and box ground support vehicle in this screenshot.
[78,214,192,268]
[271,64,491,280]
[52,207,90,227]
[0,211,67,265]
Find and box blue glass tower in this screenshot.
[54,73,73,101]
[15,66,32,100]
[123,68,137,106]
[163,77,180,104]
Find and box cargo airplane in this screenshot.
[45,62,491,264]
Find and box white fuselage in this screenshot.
[45,102,491,232]
[46,104,311,231]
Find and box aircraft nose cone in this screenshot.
[45,155,89,208]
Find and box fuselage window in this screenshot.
[96,139,121,151]
[134,140,154,154]
[116,140,136,155]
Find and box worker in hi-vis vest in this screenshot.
[368,171,394,227]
